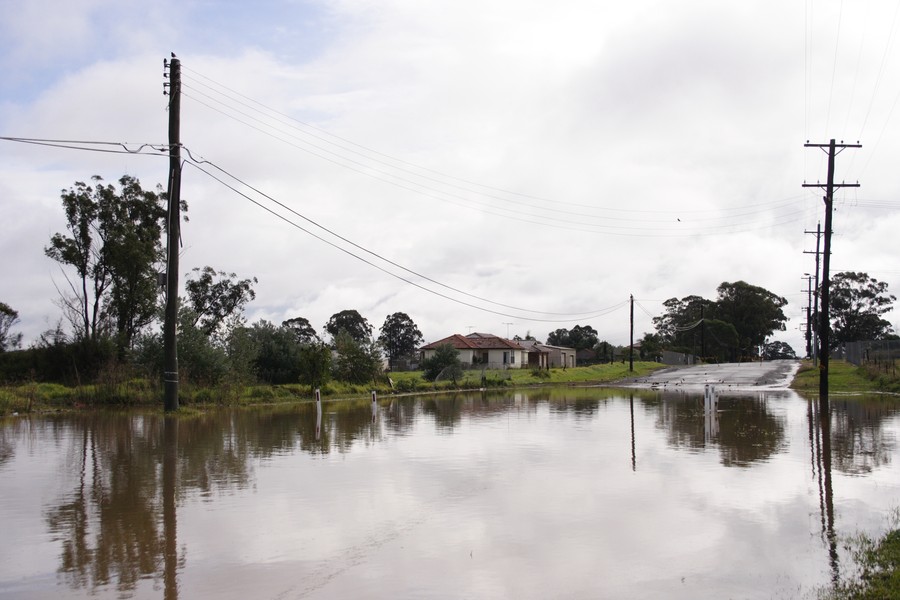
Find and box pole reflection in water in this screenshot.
[316,391,322,441]
[629,394,636,472]
[163,415,179,600]
[810,396,838,585]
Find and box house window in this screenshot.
[510,352,515,364]
[503,351,509,364]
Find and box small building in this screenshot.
[514,340,576,369]
[420,333,527,369]
[542,344,577,368]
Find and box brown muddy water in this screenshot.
[1,388,898,599]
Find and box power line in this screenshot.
[0,136,169,156]
[182,150,629,322]
[181,87,810,235]
[179,66,818,235]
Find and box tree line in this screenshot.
[1,174,895,388]
[0,175,425,390]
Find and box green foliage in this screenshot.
[825,511,900,599]
[45,175,169,351]
[393,376,422,393]
[243,320,303,384]
[331,330,382,384]
[224,324,260,383]
[298,342,332,390]
[378,312,423,370]
[325,309,372,343]
[281,316,320,344]
[653,282,787,359]
[638,332,663,360]
[547,325,598,350]
[790,359,882,393]
[715,280,787,351]
[763,340,797,359]
[421,343,463,382]
[530,367,550,379]
[830,272,896,348]
[184,266,257,337]
[0,302,22,351]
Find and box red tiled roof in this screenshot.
[420,334,479,350]
[421,333,524,351]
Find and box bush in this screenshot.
[421,344,463,382]
[531,368,550,379]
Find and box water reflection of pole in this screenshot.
[629,394,636,472]
[163,416,179,600]
[820,400,839,585]
[810,396,839,585]
[315,389,322,441]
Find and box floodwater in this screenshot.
[1,389,899,599]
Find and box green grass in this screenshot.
[0,362,666,415]
[791,359,900,394]
[388,361,662,390]
[823,511,900,599]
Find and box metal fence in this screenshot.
[841,340,900,366]
[660,350,698,366]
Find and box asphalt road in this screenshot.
[620,359,801,391]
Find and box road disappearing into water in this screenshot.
[620,359,801,392]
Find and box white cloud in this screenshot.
[1,0,898,354]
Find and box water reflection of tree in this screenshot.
[42,411,262,597]
[651,393,787,467]
[829,397,899,475]
[0,419,18,468]
[45,416,168,595]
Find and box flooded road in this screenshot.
[622,358,801,391]
[1,387,898,599]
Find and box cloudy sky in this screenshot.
[1,0,898,353]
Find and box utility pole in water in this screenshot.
[163,55,182,412]
[803,139,860,403]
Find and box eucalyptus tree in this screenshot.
[0,302,22,351]
[325,309,372,344]
[45,175,170,350]
[829,271,896,347]
[378,312,423,370]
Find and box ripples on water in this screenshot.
[0,388,898,599]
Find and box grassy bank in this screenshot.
[823,511,900,599]
[790,359,900,394]
[0,361,664,415]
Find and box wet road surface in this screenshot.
[619,359,801,391]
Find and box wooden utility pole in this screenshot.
[163,56,182,412]
[803,139,860,402]
[629,294,634,372]
[804,223,823,366]
[802,274,813,359]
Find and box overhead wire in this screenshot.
[180,84,807,233]
[0,136,170,156]
[824,0,845,134]
[179,67,813,235]
[181,147,629,322]
[183,65,805,218]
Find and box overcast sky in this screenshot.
[1,0,899,354]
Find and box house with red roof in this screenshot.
[420,332,527,369]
